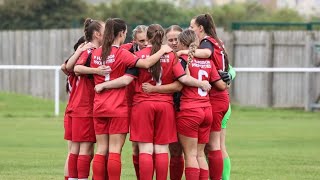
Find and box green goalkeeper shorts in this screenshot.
[221,104,231,129]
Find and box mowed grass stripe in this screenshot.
[0,92,319,179]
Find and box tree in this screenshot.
[90,0,191,28]
[0,0,87,29]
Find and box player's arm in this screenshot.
[173,57,211,91]
[142,81,183,94]
[218,64,236,87]
[135,45,172,69]
[66,42,95,71]
[74,65,110,76]
[211,79,228,91]
[95,75,134,93]
[210,62,228,90]
[61,63,68,75]
[178,39,213,59]
[177,74,211,91]
[177,49,211,59]
[94,67,138,93]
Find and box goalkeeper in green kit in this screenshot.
[218,64,236,180]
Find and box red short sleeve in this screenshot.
[121,43,133,51]
[210,62,221,82]
[76,50,91,65]
[121,49,139,68]
[173,61,186,79]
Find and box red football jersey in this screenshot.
[179,55,221,110]
[121,43,133,51]
[64,72,78,114]
[70,49,95,117]
[133,47,186,104]
[202,36,226,71]
[90,46,139,117]
[201,36,229,99]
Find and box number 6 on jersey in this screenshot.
[198,69,209,96]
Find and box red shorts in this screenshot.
[128,106,132,124]
[71,117,96,142]
[210,99,229,132]
[94,117,129,135]
[177,107,212,144]
[64,114,72,141]
[130,101,177,144]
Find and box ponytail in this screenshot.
[195,13,229,71]
[83,18,102,42]
[178,29,198,65]
[101,19,115,64]
[101,18,127,64]
[187,43,197,65]
[148,24,165,82]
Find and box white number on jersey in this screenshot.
[198,69,209,97]
[221,51,225,71]
[105,66,111,81]
[105,73,110,81]
[67,78,72,95]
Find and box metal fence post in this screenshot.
[54,68,60,116]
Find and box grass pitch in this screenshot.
[0,92,319,179]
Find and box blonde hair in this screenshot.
[178,29,198,64]
[132,25,148,40]
[165,25,183,35]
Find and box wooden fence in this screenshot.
[0,29,82,101]
[0,28,319,108]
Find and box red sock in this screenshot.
[200,168,209,180]
[93,154,106,180]
[108,153,121,180]
[68,153,78,178]
[64,176,68,180]
[208,150,223,180]
[139,153,153,180]
[155,153,169,180]
[185,167,200,180]
[170,156,184,180]
[133,155,139,179]
[105,153,109,180]
[77,155,91,179]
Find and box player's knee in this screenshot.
[139,143,154,154]
[197,150,206,158]
[154,144,169,154]
[184,150,197,161]
[70,142,80,154]
[96,144,108,155]
[79,142,94,155]
[109,144,124,154]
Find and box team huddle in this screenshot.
[61,13,236,180]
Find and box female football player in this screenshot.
[176,29,227,180]
[67,18,106,180]
[178,13,230,180]
[86,18,173,180]
[130,24,211,180]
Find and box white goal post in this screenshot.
[0,65,61,116]
[0,65,320,116]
